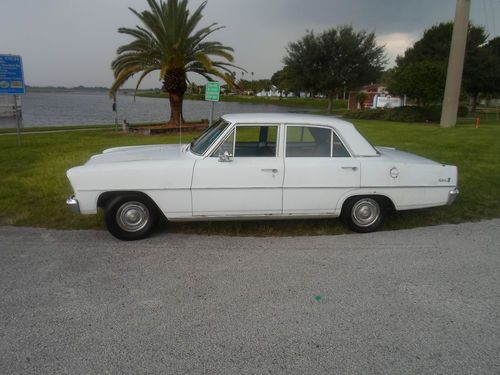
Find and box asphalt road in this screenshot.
[1,221,499,375]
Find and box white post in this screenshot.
[209,101,214,126]
[440,0,471,128]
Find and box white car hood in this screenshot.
[86,144,188,165]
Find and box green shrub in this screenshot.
[424,105,442,122]
[342,109,385,120]
[344,105,469,123]
[381,106,429,122]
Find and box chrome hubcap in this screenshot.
[351,198,380,227]
[116,201,149,232]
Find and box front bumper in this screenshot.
[66,195,80,214]
[447,187,459,205]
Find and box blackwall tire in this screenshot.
[104,194,158,241]
[342,196,385,233]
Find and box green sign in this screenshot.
[205,81,220,101]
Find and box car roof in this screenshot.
[222,113,352,128]
[221,113,378,157]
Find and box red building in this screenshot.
[348,84,402,111]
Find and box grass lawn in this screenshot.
[0,118,498,236]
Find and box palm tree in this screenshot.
[110,0,238,126]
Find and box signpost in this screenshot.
[0,55,25,144]
[205,81,220,126]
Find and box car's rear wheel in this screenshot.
[342,196,385,233]
[104,194,158,241]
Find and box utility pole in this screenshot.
[440,0,471,128]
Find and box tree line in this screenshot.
[274,22,500,114]
[272,26,386,112]
[109,0,500,125]
[387,22,500,112]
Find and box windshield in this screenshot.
[190,118,230,155]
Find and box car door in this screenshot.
[191,124,284,216]
[283,125,360,215]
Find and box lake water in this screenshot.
[0,91,301,128]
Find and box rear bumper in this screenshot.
[66,195,80,214]
[447,187,459,205]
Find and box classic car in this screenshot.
[66,113,459,240]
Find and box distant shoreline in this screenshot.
[0,91,302,127]
[25,87,143,95]
[23,87,346,114]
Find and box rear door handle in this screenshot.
[261,168,278,173]
[341,166,358,171]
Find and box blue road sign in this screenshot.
[0,55,25,95]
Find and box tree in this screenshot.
[317,26,386,111]
[389,61,447,106]
[110,0,238,126]
[271,68,294,98]
[282,31,324,97]
[462,37,500,111]
[236,78,272,94]
[282,26,386,112]
[253,79,272,93]
[389,22,492,109]
[237,79,252,93]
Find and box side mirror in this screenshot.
[218,150,233,162]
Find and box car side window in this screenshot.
[212,129,235,157]
[331,131,350,157]
[285,126,350,158]
[214,125,278,157]
[286,126,331,157]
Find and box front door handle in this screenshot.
[341,166,358,171]
[261,168,278,173]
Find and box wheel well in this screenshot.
[341,195,395,214]
[97,191,159,211]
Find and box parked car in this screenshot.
[66,113,459,240]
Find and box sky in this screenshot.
[1,0,500,88]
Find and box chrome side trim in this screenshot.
[447,187,459,205]
[66,196,80,214]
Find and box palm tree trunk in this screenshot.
[169,93,185,126]
[163,68,187,127]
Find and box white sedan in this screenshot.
[66,113,459,240]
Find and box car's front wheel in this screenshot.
[104,194,158,241]
[342,196,385,233]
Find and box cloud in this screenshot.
[377,32,418,66]
[1,0,497,87]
